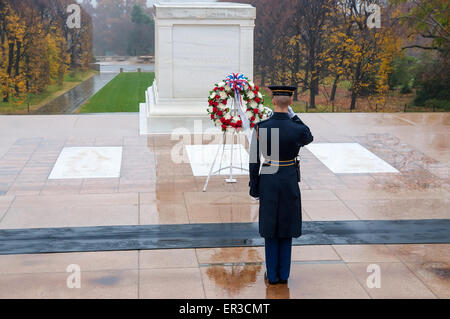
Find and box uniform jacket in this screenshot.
[249,112,313,238]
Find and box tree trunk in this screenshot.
[330,75,339,102]
[309,76,318,108]
[4,41,15,102]
[308,45,317,108]
[314,78,319,95]
[25,55,30,91]
[14,41,21,94]
[261,68,266,87]
[293,41,301,102]
[350,62,362,111]
[293,83,299,101]
[350,91,357,111]
[309,84,316,108]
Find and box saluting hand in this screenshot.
[287,106,296,119]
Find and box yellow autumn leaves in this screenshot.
[0,0,92,105]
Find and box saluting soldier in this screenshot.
[249,85,314,285]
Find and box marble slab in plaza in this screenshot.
[306,143,399,174]
[48,147,123,179]
[140,2,256,132]
[185,144,249,176]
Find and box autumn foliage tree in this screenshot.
[279,0,334,107]
[323,0,402,110]
[0,0,93,104]
[391,0,449,107]
[222,0,404,110]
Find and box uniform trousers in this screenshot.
[264,237,292,282]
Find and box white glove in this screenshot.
[287,106,296,119]
[251,197,260,201]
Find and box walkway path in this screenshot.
[33,73,117,115]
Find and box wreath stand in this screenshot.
[203,96,249,192]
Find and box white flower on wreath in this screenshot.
[257,92,262,98]
[220,91,227,99]
[210,93,216,99]
[225,85,232,92]
[218,103,227,109]
[246,110,253,118]
[215,119,222,126]
[224,113,231,120]
[244,83,249,90]
[218,81,226,88]
[247,91,255,99]
[248,81,255,89]
[249,100,258,108]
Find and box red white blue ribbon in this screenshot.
[225,73,248,97]
[225,73,252,143]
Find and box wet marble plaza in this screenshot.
[0,112,448,298]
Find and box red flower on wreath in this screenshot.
[207,75,268,132]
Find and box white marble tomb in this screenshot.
[140,2,256,124]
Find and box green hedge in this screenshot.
[424,99,450,111]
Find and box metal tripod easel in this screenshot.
[203,96,249,192]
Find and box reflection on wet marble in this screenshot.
[204,264,263,297]
[404,262,450,298]
[0,244,447,299]
[347,262,437,298]
[196,247,264,264]
[0,113,448,228]
[0,113,449,297]
[354,133,449,191]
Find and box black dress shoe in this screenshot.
[278,279,288,284]
[264,272,278,285]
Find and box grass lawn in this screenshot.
[77,72,155,113]
[0,70,97,114]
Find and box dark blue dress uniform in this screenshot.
[249,86,313,284]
